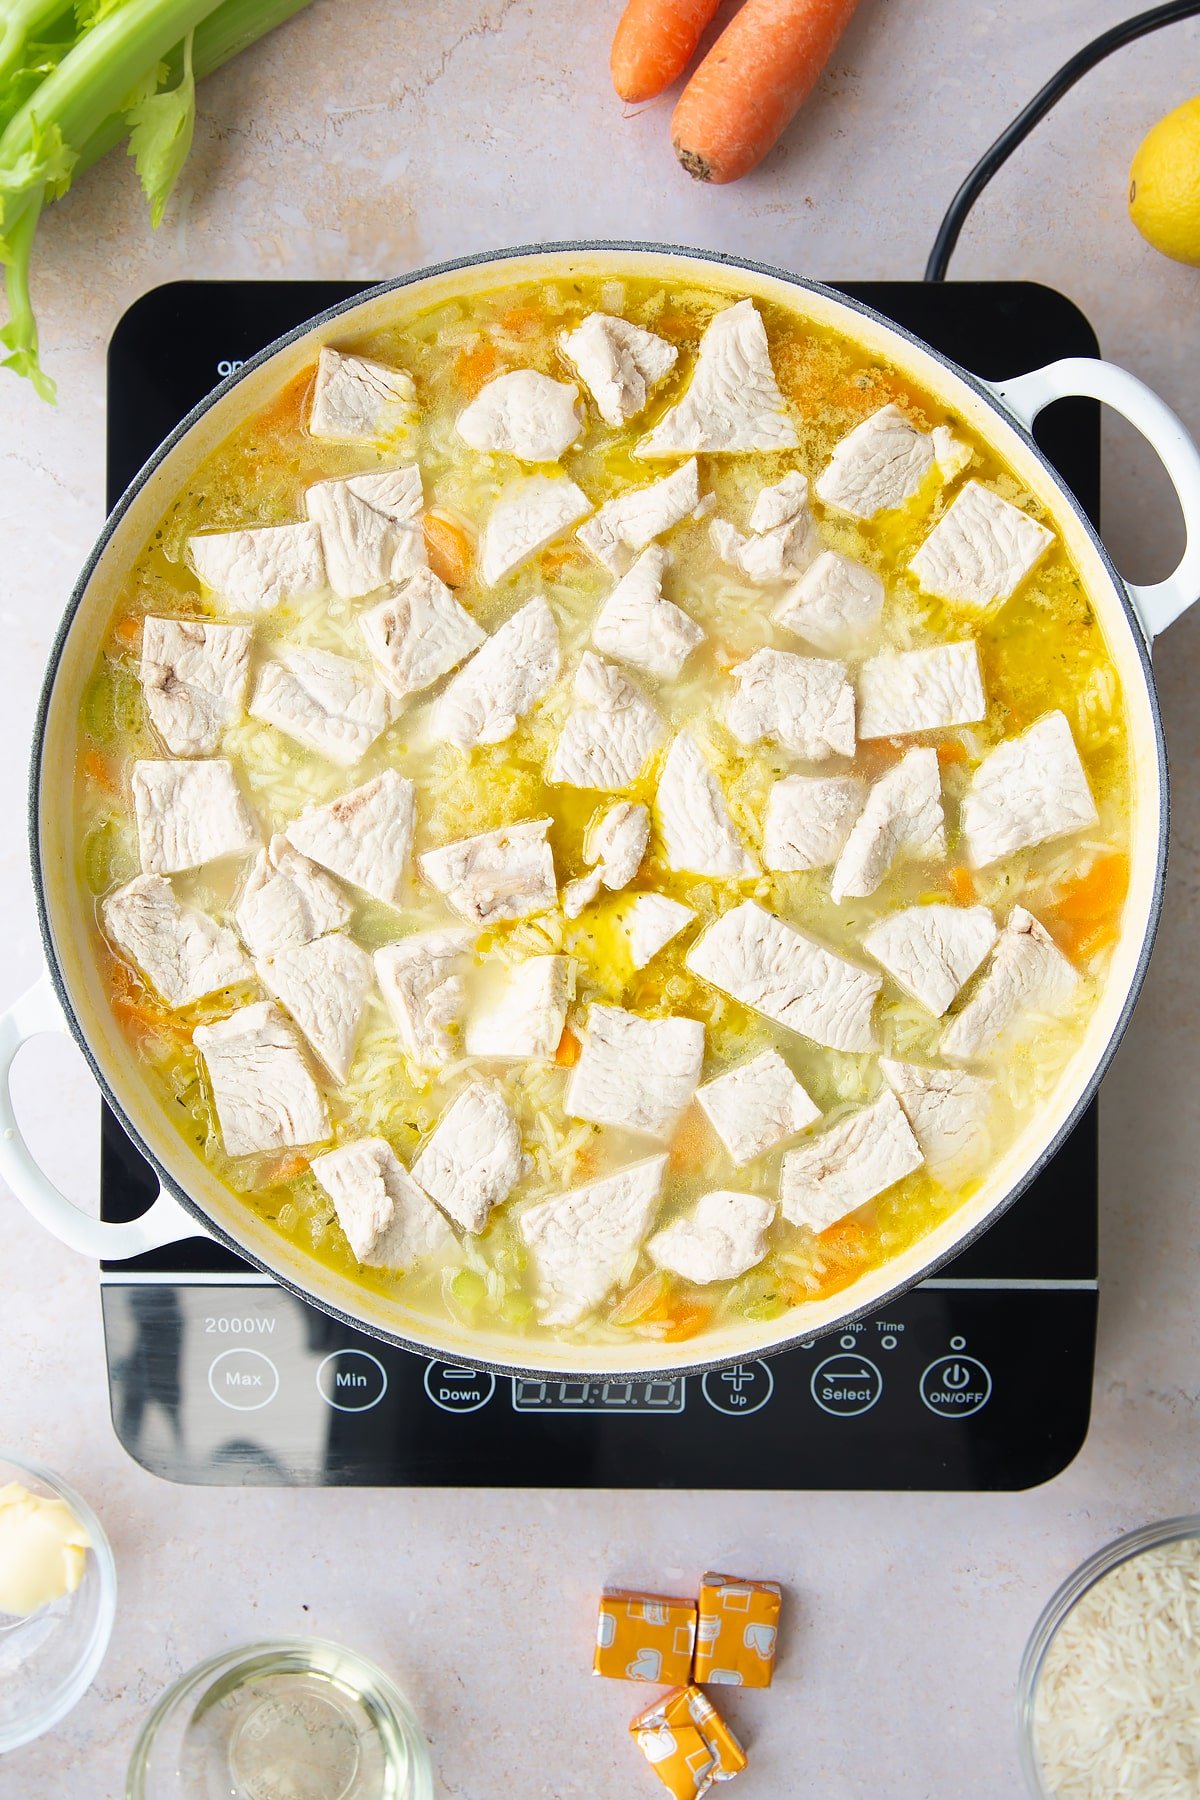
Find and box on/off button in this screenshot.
[920,1355,992,1418]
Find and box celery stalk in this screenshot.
[0,0,72,93]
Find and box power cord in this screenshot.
[925,1,1200,281]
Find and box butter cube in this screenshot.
[693,1572,781,1688]
[594,1588,697,1685]
[630,1685,747,1795]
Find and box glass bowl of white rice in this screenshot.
[1018,1515,1200,1797]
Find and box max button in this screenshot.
[207,1348,279,1412]
[810,1353,882,1417]
[701,1361,774,1416]
[920,1355,992,1418]
[423,1362,496,1414]
[317,1350,388,1413]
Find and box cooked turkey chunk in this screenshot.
[909,479,1054,605]
[249,647,396,767]
[103,875,250,1006]
[710,470,817,583]
[519,1155,667,1326]
[656,732,756,878]
[774,550,884,656]
[686,900,880,1053]
[133,759,260,875]
[566,1004,705,1139]
[456,370,583,461]
[410,1081,522,1235]
[359,568,484,704]
[880,1059,993,1177]
[465,955,571,1060]
[434,596,560,747]
[637,301,798,456]
[564,802,650,916]
[188,521,325,613]
[696,1048,820,1165]
[814,404,935,519]
[591,545,704,680]
[312,1138,452,1267]
[549,654,664,790]
[726,648,856,761]
[257,932,372,1083]
[308,347,417,441]
[235,835,351,960]
[375,928,475,1068]
[305,466,426,598]
[481,475,591,585]
[831,748,945,903]
[623,893,695,969]
[558,312,677,426]
[419,819,557,924]
[193,1001,329,1157]
[141,617,251,756]
[941,906,1079,1060]
[780,1090,924,1231]
[961,711,1097,868]
[649,1189,776,1284]
[864,903,998,1016]
[763,774,865,872]
[857,641,986,740]
[578,460,700,573]
[286,769,415,906]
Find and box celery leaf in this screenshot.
[125,32,194,229]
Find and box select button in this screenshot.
[810,1353,882,1417]
[317,1350,388,1413]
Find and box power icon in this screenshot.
[942,1362,971,1389]
[920,1355,992,1418]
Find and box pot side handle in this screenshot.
[990,357,1200,642]
[0,972,201,1260]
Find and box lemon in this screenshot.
[1129,97,1200,265]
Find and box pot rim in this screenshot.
[28,241,1169,1379]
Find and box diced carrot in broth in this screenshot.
[948,865,974,905]
[555,1025,582,1067]
[250,369,311,439]
[112,614,142,650]
[423,511,474,588]
[263,1151,310,1185]
[668,1106,714,1174]
[658,1300,713,1341]
[454,342,499,396]
[83,748,118,794]
[610,1270,672,1326]
[937,738,969,767]
[499,304,540,336]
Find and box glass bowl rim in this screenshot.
[1016,1511,1200,1797]
[125,1634,433,1800]
[0,1445,118,1754]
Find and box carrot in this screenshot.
[610,1270,672,1326]
[1051,853,1129,961]
[658,1300,713,1341]
[251,369,311,439]
[499,304,540,336]
[454,341,499,396]
[947,865,974,906]
[672,0,863,184]
[263,1151,310,1185]
[611,0,722,103]
[936,738,969,767]
[555,1025,582,1067]
[112,614,142,650]
[423,510,474,588]
[668,1105,714,1173]
[540,543,587,575]
[83,747,118,795]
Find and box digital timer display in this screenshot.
[511,1378,686,1413]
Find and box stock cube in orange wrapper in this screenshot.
[594,1588,697,1684]
[693,1573,781,1688]
[630,1685,748,1795]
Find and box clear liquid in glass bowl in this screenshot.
[127,1638,432,1800]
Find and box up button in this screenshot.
[920,1354,992,1419]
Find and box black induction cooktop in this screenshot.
[100,277,1101,1490]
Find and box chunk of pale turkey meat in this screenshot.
[780,1090,924,1232]
[686,900,880,1053]
[549,654,664,790]
[623,894,695,969]
[710,470,818,583]
[359,568,484,704]
[305,466,426,599]
[726,648,856,761]
[103,875,250,1007]
[941,906,1080,1060]
[856,641,986,740]
[419,819,557,924]
[591,545,704,680]
[285,769,415,906]
[763,774,865,872]
[433,596,560,748]
[464,955,572,1060]
[308,347,417,441]
[558,312,677,426]
[961,711,1097,868]
[655,732,756,878]
[410,1081,522,1235]
[577,460,700,573]
[830,748,945,903]
[311,1138,452,1266]
[375,928,475,1068]
[140,617,251,756]
[880,1059,994,1178]
[193,1001,329,1157]
[695,1048,820,1165]
[637,301,798,456]
[562,802,650,918]
[774,550,884,656]
[649,1189,776,1284]
[249,647,396,767]
[456,370,583,462]
[814,404,936,518]
[864,904,999,1016]
[257,931,373,1083]
[909,480,1054,605]
[480,475,591,586]
[235,835,351,960]
[188,521,326,613]
[519,1155,667,1325]
[566,1004,705,1139]
[133,759,260,875]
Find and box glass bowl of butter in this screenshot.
[0,1449,117,1752]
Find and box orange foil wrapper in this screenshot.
[630,1685,747,1795]
[594,1588,698,1685]
[693,1573,781,1689]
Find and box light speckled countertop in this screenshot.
[3,2,1200,1794]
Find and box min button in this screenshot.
[920,1355,992,1419]
[317,1350,388,1413]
